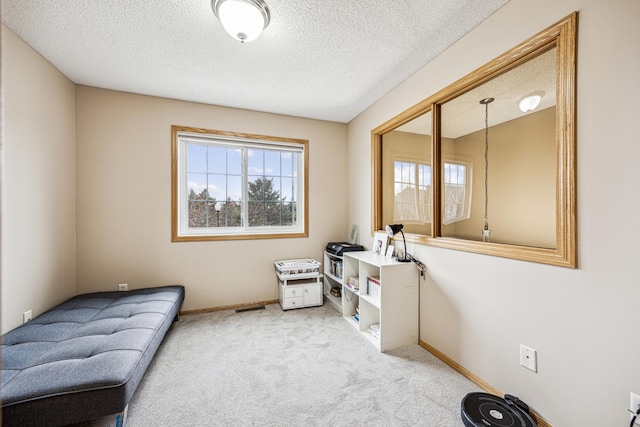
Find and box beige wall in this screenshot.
[75,87,348,311]
[347,0,640,425]
[1,25,77,333]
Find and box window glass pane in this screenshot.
[270,177,281,198]
[281,202,295,226]
[457,165,466,184]
[187,173,208,200]
[206,202,223,228]
[226,201,243,227]
[248,149,264,175]
[187,145,207,173]
[291,154,298,177]
[265,150,281,176]
[419,165,431,186]
[282,152,294,177]
[281,177,294,201]
[208,174,226,202]
[264,202,281,226]
[292,179,298,202]
[265,178,278,201]
[227,175,242,202]
[442,162,469,225]
[248,201,264,226]
[228,148,242,175]
[188,201,207,227]
[403,162,414,183]
[248,176,266,201]
[208,146,227,174]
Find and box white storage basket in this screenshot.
[275,259,321,279]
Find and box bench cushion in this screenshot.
[1,285,184,426]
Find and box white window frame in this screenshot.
[171,126,308,241]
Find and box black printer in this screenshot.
[326,242,365,256]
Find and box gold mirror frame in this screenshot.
[372,13,577,268]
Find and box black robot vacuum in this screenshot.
[461,393,537,427]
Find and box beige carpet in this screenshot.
[75,303,481,426]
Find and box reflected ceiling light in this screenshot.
[518,91,545,113]
[212,0,270,43]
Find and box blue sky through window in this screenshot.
[187,145,296,203]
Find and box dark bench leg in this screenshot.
[115,405,128,427]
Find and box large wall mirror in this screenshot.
[372,13,576,267]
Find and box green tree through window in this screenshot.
[248,178,295,227]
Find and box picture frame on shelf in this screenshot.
[371,231,388,255]
[348,224,359,244]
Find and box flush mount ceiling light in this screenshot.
[518,91,545,113]
[212,0,270,43]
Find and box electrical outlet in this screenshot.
[23,310,32,323]
[630,392,640,423]
[118,283,128,291]
[519,344,537,372]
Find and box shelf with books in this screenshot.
[323,251,344,312]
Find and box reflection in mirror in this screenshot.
[381,111,433,236]
[372,13,576,267]
[440,48,557,248]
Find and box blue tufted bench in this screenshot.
[1,285,185,427]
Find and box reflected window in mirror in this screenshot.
[381,110,433,236]
[443,161,472,225]
[393,160,432,225]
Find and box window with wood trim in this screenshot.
[172,126,308,241]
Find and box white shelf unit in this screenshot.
[323,251,344,312]
[342,251,418,352]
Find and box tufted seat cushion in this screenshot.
[1,285,185,427]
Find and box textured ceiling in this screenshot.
[398,48,557,138]
[1,0,511,123]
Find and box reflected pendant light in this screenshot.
[212,0,271,43]
[480,97,494,242]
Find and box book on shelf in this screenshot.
[329,259,343,279]
[367,276,381,299]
